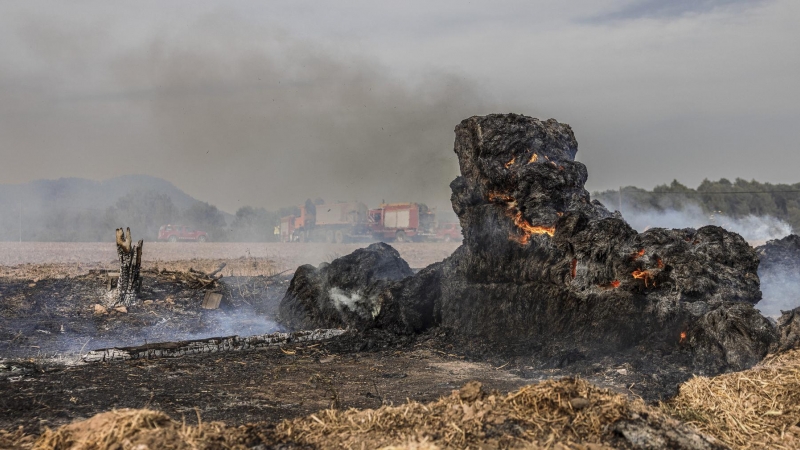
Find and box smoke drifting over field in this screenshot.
[0,13,488,214]
[619,202,792,243]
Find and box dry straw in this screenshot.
[28,408,248,450]
[277,378,659,449]
[664,348,800,449]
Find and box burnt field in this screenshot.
[3,115,800,448]
[0,242,489,433]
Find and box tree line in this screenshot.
[594,178,800,233]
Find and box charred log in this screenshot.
[83,329,345,362]
[115,227,143,307]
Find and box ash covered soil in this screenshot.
[0,242,457,359]
[0,334,529,436]
[0,243,516,434]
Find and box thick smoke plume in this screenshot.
[0,13,492,215]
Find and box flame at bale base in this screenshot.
[488,191,555,244]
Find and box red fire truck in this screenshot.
[367,203,436,242]
[280,201,436,243]
[158,224,209,242]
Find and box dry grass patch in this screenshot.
[664,348,800,449]
[276,378,713,449]
[28,409,251,450]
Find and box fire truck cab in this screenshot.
[369,203,435,242]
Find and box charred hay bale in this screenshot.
[756,234,800,271]
[756,234,800,317]
[686,302,778,372]
[278,243,426,333]
[413,114,772,371]
[777,306,800,351]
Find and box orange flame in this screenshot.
[528,153,539,163]
[679,331,687,343]
[510,211,555,243]
[504,157,516,169]
[570,259,578,279]
[488,191,555,244]
[632,269,654,287]
[633,249,645,259]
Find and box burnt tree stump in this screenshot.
[115,227,143,307]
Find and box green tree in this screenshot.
[230,206,279,242]
[183,201,228,241]
[108,190,179,240]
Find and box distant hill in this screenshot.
[0,175,201,212]
[0,175,231,241]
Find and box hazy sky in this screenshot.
[1,0,798,213]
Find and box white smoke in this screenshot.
[329,287,381,319]
[621,203,792,244]
[757,266,800,318]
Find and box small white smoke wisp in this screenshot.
[330,287,363,312]
[329,287,381,319]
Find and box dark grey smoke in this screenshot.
[1,13,492,215]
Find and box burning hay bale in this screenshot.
[279,113,778,375]
[431,114,773,370]
[663,347,800,449]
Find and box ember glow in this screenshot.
[528,153,538,163]
[600,280,621,289]
[680,332,687,343]
[633,249,645,259]
[570,258,577,279]
[488,191,556,244]
[657,258,665,269]
[632,269,654,287]
[504,157,516,168]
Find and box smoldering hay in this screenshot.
[279,113,784,374]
